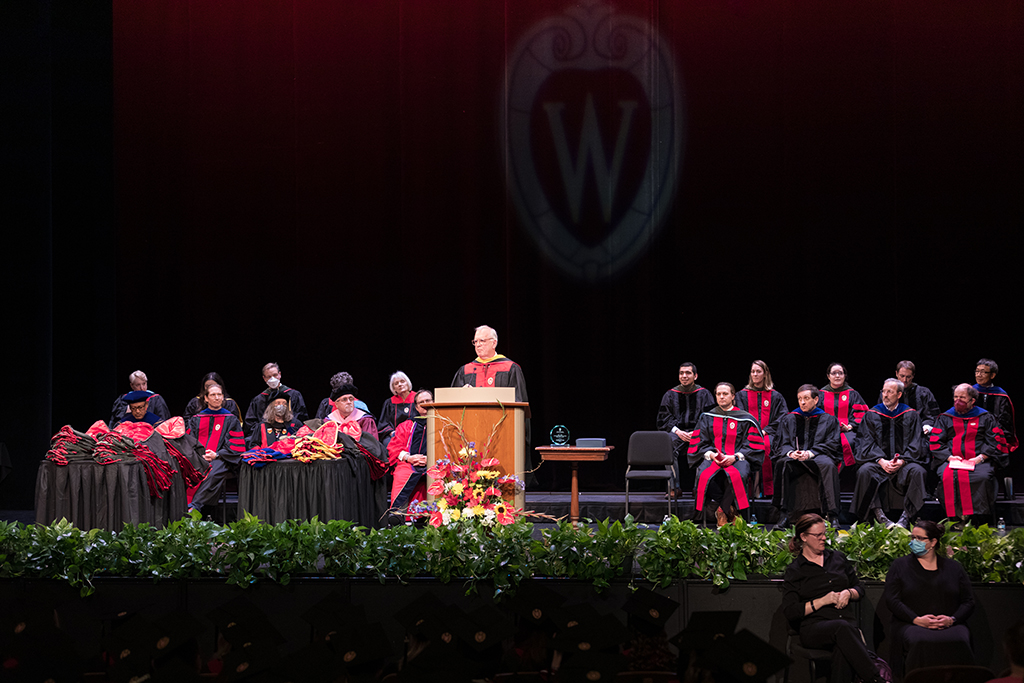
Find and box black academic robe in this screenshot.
[929,407,1006,517]
[378,394,416,442]
[244,385,309,436]
[851,404,926,519]
[877,383,940,428]
[819,385,869,468]
[247,418,305,450]
[110,391,171,426]
[736,388,789,495]
[657,385,714,450]
[973,384,1018,452]
[772,409,842,515]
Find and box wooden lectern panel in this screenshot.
[426,387,526,509]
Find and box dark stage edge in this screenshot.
[523,492,1024,527]
[7,494,1024,527]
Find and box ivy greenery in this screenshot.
[2,514,1022,597]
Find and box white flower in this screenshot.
[462,506,475,518]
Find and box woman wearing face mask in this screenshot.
[782,514,884,683]
[883,520,976,679]
[247,388,306,450]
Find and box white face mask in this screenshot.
[266,376,281,389]
[272,404,287,417]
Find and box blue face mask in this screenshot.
[909,538,928,556]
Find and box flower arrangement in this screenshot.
[407,404,528,528]
[421,443,524,527]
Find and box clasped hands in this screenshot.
[878,457,905,474]
[913,614,955,630]
[711,451,737,467]
[822,589,853,609]
[787,450,812,462]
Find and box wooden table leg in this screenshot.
[570,461,580,525]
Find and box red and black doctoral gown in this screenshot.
[736,387,789,496]
[388,415,429,513]
[688,407,765,510]
[657,384,715,451]
[772,408,842,515]
[244,385,309,436]
[452,355,528,402]
[452,354,532,476]
[819,384,869,469]
[188,409,246,463]
[378,393,416,441]
[876,383,941,428]
[929,407,1008,516]
[973,384,1018,453]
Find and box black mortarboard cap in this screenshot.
[705,629,791,683]
[621,587,680,636]
[216,645,280,682]
[551,613,628,653]
[557,651,628,682]
[507,580,568,628]
[300,592,367,644]
[125,390,151,404]
[205,596,286,649]
[454,605,516,652]
[392,592,448,634]
[331,621,394,669]
[104,614,162,683]
[669,610,741,653]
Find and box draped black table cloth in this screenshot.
[34,433,200,530]
[35,458,173,530]
[238,457,386,528]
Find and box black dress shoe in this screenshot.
[774,513,791,529]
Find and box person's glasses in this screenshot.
[828,371,845,377]
[910,534,929,542]
[472,339,493,345]
[805,532,827,539]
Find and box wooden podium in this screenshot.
[425,387,529,509]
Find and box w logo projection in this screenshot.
[505,1,683,281]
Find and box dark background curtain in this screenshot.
[3,0,1021,509]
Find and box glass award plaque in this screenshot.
[550,425,570,447]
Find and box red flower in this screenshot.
[429,511,444,528]
[496,507,515,525]
[427,480,445,496]
[481,458,500,467]
[484,486,501,498]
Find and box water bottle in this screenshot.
[997,517,1006,536]
[749,512,758,526]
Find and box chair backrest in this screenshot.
[903,665,997,683]
[627,431,675,467]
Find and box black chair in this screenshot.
[624,431,675,519]
[785,633,832,683]
[217,469,239,525]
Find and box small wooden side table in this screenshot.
[535,446,613,525]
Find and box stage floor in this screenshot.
[7,491,1024,527]
[523,490,1024,527]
